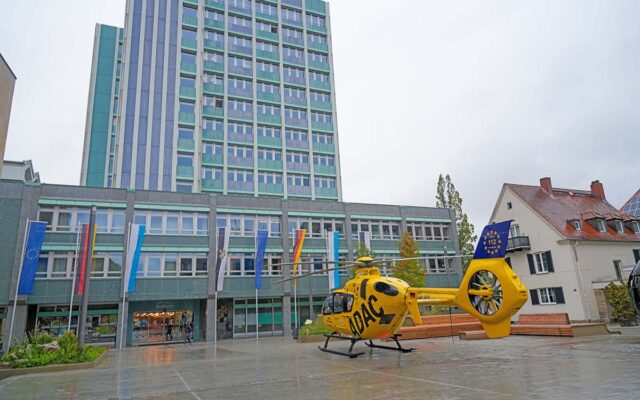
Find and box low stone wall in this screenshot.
[0,349,109,381]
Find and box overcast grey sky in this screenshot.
[1,1,639,234]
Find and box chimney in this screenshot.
[590,180,606,200]
[540,177,552,193]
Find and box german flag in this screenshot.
[291,229,306,285]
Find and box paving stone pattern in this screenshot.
[1,327,639,399]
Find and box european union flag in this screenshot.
[18,221,48,295]
[473,221,512,260]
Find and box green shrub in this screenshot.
[300,318,333,336]
[1,331,108,369]
[603,282,638,326]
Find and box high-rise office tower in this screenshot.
[81,0,342,201]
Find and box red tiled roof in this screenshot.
[507,183,640,242]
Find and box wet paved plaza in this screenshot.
[1,327,640,400]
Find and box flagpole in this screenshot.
[7,218,30,350]
[214,291,218,344]
[119,222,131,351]
[68,226,82,332]
[255,288,259,342]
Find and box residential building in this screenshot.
[621,188,640,217]
[490,177,640,322]
[0,53,17,177]
[1,159,40,183]
[0,181,461,347]
[80,0,342,201]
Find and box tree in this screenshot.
[603,282,638,326]
[391,232,425,287]
[436,173,477,271]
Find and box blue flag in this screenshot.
[473,221,512,260]
[125,224,145,293]
[18,221,48,295]
[254,230,268,289]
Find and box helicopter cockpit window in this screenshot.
[374,281,399,296]
[333,293,345,314]
[344,294,354,312]
[322,295,333,315]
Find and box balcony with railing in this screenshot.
[286,138,308,150]
[257,91,280,104]
[284,95,306,108]
[203,82,223,95]
[176,165,194,180]
[228,1,251,17]
[228,155,254,169]
[313,164,336,175]
[315,187,337,198]
[228,85,253,99]
[283,53,304,67]
[256,49,279,62]
[257,135,282,148]
[312,142,334,154]
[288,185,311,196]
[311,120,333,132]
[180,62,197,76]
[257,70,280,83]
[282,34,304,47]
[202,129,224,142]
[204,39,224,52]
[177,138,195,152]
[228,63,253,78]
[256,29,279,42]
[178,112,196,126]
[228,181,254,192]
[257,113,281,125]
[287,161,310,173]
[179,86,196,101]
[310,99,331,112]
[307,40,328,53]
[182,14,198,29]
[202,153,224,166]
[181,38,197,52]
[228,43,252,57]
[258,159,283,171]
[205,0,224,12]
[258,183,284,195]
[228,131,254,144]
[506,236,531,253]
[203,61,224,74]
[285,115,307,128]
[309,79,331,92]
[228,108,253,121]
[204,18,224,31]
[201,178,223,192]
[308,59,329,72]
[203,106,224,119]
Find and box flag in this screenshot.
[75,224,92,296]
[473,221,512,259]
[254,230,268,289]
[326,231,340,290]
[17,221,47,295]
[215,227,230,291]
[124,224,145,293]
[291,229,306,285]
[358,231,371,251]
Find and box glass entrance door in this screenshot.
[233,298,283,338]
[132,310,193,345]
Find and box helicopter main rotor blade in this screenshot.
[386,266,427,276]
[272,264,359,284]
[269,259,356,269]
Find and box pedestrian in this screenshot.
[184,321,192,346]
[166,322,173,341]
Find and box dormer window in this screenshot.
[632,221,640,234]
[596,219,607,233]
[571,220,582,231]
[614,220,624,234]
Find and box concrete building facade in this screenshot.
[490,177,640,322]
[0,181,461,348]
[81,0,342,201]
[0,53,17,177]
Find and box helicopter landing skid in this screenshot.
[318,333,365,358]
[365,334,415,353]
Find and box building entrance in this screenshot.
[132,310,193,345]
[232,298,283,338]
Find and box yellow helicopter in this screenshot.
[277,221,528,358]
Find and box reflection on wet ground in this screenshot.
[1,327,639,399]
